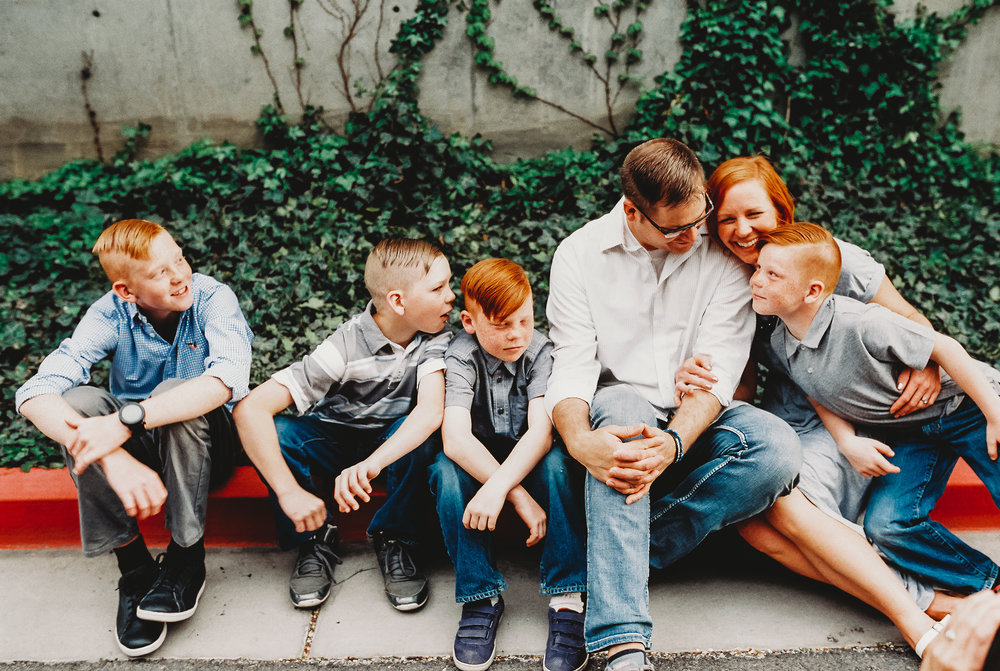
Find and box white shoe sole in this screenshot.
[137,579,205,623]
[118,622,167,657]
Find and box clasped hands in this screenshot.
[579,423,676,504]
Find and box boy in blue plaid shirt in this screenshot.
[16,219,253,657]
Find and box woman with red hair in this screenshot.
[675,155,958,656]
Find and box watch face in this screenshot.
[120,404,144,425]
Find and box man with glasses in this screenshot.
[544,138,801,671]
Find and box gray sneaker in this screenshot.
[289,524,342,608]
[372,531,428,611]
[605,650,654,671]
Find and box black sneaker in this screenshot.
[136,551,206,623]
[117,563,167,657]
[543,607,588,671]
[372,531,428,611]
[453,595,504,671]
[289,524,342,608]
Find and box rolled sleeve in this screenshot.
[15,299,118,412]
[526,339,553,401]
[545,242,602,416]
[444,349,477,410]
[417,330,451,384]
[691,259,755,407]
[199,284,254,402]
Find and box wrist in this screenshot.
[664,428,683,463]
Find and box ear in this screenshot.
[112,280,137,303]
[622,197,640,224]
[460,310,476,335]
[385,290,406,316]
[803,281,826,304]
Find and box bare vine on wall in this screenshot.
[79,51,105,162]
[316,0,392,113]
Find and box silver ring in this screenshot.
[920,397,929,404]
[944,629,956,641]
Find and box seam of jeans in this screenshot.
[585,632,651,653]
[540,584,588,596]
[649,423,748,523]
[457,580,508,603]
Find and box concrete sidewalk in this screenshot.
[3,532,999,668]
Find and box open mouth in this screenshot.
[733,239,758,249]
[171,285,189,297]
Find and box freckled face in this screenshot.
[749,243,811,318]
[122,232,194,319]
[462,296,534,362]
[715,180,780,266]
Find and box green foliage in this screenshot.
[2,0,999,468]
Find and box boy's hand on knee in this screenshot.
[463,481,507,533]
[101,450,167,520]
[509,490,546,547]
[278,488,328,533]
[65,413,131,474]
[334,460,380,513]
[839,435,900,478]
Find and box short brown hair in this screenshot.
[461,258,532,322]
[759,223,841,298]
[92,219,168,282]
[620,138,705,211]
[364,238,445,309]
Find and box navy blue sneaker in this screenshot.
[453,595,504,671]
[543,607,588,671]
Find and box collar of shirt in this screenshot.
[357,301,413,355]
[483,349,518,377]
[779,295,837,359]
[604,196,705,261]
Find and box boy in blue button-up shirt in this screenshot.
[16,219,253,657]
[428,258,587,671]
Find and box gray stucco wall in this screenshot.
[0,0,996,180]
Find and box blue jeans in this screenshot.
[428,443,587,602]
[864,397,1000,593]
[269,413,439,550]
[584,385,800,652]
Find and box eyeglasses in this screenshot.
[634,192,714,240]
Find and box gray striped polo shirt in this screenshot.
[272,301,451,430]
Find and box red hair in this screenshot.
[707,156,795,239]
[461,258,531,322]
[92,218,168,282]
[759,222,841,298]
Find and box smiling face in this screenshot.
[462,295,534,362]
[115,231,194,321]
[714,179,781,266]
[400,255,456,333]
[625,193,710,254]
[749,243,814,318]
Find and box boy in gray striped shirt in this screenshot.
[235,239,455,612]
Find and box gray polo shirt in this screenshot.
[768,295,1000,428]
[444,329,553,443]
[756,238,886,429]
[273,301,451,430]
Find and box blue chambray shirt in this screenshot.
[16,273,253,411]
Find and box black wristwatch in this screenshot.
[118,402,147,439]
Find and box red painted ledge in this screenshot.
[1,460,997,550]
[0,465,382,549]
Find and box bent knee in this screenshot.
[62,386,116,417]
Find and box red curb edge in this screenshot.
[1,461,997,550]
[0,466,381,549]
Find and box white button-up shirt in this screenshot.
[544,198,754,421]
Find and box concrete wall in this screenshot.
[0,0,997,180]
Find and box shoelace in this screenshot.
[381,539,417,580]
[296,540,342,578]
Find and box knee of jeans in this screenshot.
[760,418,803,492]
[62,386,116,417]
[150,378,186,396]
[428,454,465,506]
[590,385,657,429]
[863,510,907,548]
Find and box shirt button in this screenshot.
[807,367,814,374]
[498,408,504,415]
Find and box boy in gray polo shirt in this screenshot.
[428,258,587,671]
[751,222,1000,597]
[234,238,454,612]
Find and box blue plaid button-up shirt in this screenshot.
[16,273,253,410]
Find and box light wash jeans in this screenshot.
[62,379,240,557]
[584,385,801,652]
[865,397,1000,593]
[428,442,587,602]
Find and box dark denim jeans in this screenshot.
[865,397,1000,593]
[270,413,439,550]
[428,443,587,603]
